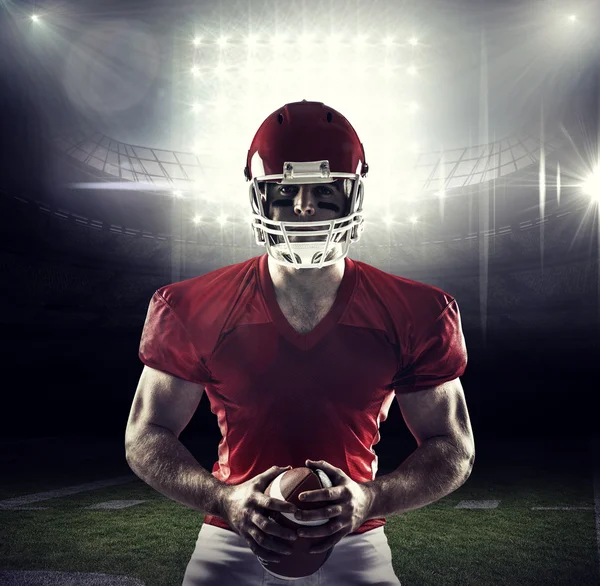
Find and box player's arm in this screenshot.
[125,365,227,517]
[364,377,475,519]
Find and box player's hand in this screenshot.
[292,459,375,553]
[219,465,300,563]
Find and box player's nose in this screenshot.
[293,186,316,217]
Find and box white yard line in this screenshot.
[0,475,137,509]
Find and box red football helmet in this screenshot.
[244,100,369,268]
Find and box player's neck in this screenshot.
[267,256,345,300]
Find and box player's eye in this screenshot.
[316,187,333,197]
[278,186,298,196]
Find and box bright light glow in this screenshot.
[191,102,202,113]
[299,33,314,46]
[583,167,600,200]
[190,65,200,77]
[271,34,285,47]
[567,14,577,22]
[192,214,202,225]
[327,34,343,46]
[408,37,419,46]
[408,101,420,113]
[217,214,228,226]
[217,36,228,48]
[383,36,394,47]
[31,14,40,22]
[383,216,394,227]
[214,63,227,77]
[407,65,417,76]
[192,36,201,46]
[355,34,368,46]
[409,215,418,225]
[381,65,394,79]
[246,34,259,46]
[409,142,420,153]
[437,190,446,199]
[173,190,184,198]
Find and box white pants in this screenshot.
[182,523,401,586]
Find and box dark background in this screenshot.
[1,0,599,453]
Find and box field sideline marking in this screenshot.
[0,475,137,509]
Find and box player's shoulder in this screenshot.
[352,259,456,319]
[155,256,260,314]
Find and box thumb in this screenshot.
[256,465,292,489]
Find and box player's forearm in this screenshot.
[125,424,226,517]
[363,436,474,519]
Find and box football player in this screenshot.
[125,101,475,585]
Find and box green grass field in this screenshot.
[1,437,598,585]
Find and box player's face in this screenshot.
[265,181,348,224]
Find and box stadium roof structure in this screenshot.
[52,128,565,200]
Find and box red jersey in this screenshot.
[139,254,467,534]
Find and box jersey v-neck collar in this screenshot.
[258,253,357,351]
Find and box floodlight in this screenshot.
[383,216,394,227]
[191,102,202,113]
[217,36,228,48]
[583,167,600,200]
[246,34,259,46]
[190,65,200,77]
[192,37,201,46]
[192,214,202,225]
[173,190,184,198]
[271,34,285,47]
[217,215,228,226]
[214,63,227,77]
[31,14,40,22]
[355,34,368,46]
[407,65,417,76]
[408,37,419,46]
[567,14,577,22]
[383,36,394,47]
[409,215,418,225]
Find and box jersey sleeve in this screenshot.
[392,298,467,393]
[138,291,213,384]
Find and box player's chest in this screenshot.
[276,296,334,335]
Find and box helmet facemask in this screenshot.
[249,160,365,269]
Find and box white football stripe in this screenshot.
[269,471,328,527]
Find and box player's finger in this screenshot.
[298,520,344,539]
[306,459,344,481]
[247,526,294,556]
[258,493,298,515]
[298,487,341,502]
[295,504,343,522]
[253,512,298,541]
[256,465,292,488]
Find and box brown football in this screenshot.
[261,466,334,580]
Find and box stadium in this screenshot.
[1,0,599,584]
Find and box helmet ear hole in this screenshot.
[326,112,333,123]
[277,113,284,124]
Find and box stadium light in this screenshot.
[567,14,577,23]
[192,214,202,225]
[173,190,184,198]
[190,65,200,77]
[383,36,394,47]
[217,214,228,226]
[217,36,228,48]
[355,34,368,47]
[383,216,394,227]
[408,37,419,46]
[192,36,202,46]
[583,167,600,200]
[191,102,202,113]
[407,65,417,76]
[409,215,419,225]
[245,34,259,46]
[31,14,40,22]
